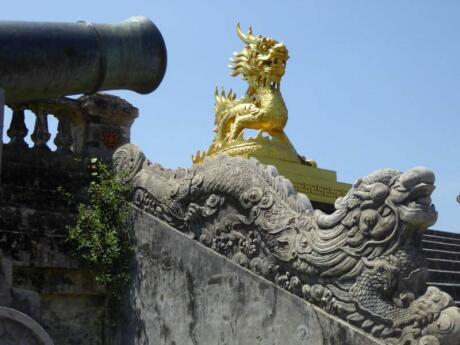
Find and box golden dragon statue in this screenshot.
[214,23,289,143]
[193,24,312,165]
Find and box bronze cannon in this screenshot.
[0,16,167,104]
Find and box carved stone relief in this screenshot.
[114,143,460,345]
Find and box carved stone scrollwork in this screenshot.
[114,144,460,345]
[112,143,146,183]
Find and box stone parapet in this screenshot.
[4,93,137,163]
[115,206,383,345]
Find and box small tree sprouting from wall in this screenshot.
[66,158,131,301]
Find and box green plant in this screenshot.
[66,158,131,300]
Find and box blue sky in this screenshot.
[2,1,459,231]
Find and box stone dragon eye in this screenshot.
[249,189,262,202]
[359,209,379,235]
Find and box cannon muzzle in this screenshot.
[0,16,167,104]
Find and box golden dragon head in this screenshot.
[230,24,289,93]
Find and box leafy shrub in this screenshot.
[66,158,131,300]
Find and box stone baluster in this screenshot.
[6,106,28,148]
[54,116,73,154]
[30,107,51,150]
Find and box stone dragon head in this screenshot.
[313,166,437,258]
[300,166,438,286]
[230,24,289,94]
[351,166,436,239]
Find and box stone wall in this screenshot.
[0,141,109,344]
[1,163,458,344]
[0,92,141,344]
[115,206,383,345]
[0,190,109,345]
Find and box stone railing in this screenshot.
[7,101,73,153]
[4,93,138,160]
[1,92,139,202]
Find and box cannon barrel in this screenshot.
[0,16,167,104]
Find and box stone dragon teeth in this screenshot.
[114,143,460,345]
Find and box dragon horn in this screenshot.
[236,22,256,44]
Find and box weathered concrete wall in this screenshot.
[117,206,383,345]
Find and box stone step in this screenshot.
[422,240,460,253]
[423,233,460,246]
[427,258,460,272]
[426,229,460,240]
[423,248,460,261]
[428,269,460,284]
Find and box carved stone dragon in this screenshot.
[114,144,460,345]
[210,24,289,149]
